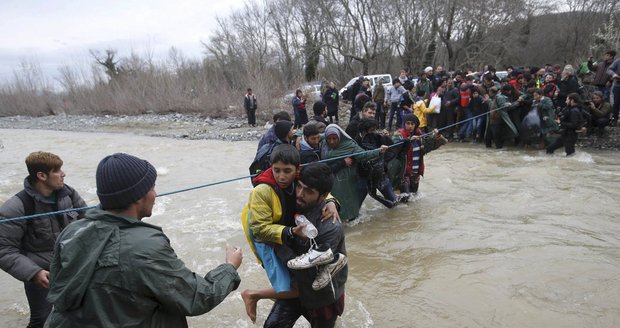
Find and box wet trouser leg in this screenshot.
[485,124,494,148]
[564,133,577,156]
[308,314,337,328]
[444,106,456,139]
[369,177,398,208]
[24,281,52,328]
[410,174,420,193]
[546,135,565,154]
[264,299,303,328]
[357,177,369,206]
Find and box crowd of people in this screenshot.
[2,52,618,327]
[1,151,352,327]
[295,51,618,157]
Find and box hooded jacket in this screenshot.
[299,136,321,164]
[45,208,240,328]
[537,96,559,134]
[321,124,381,221]
[242,168,291,263]
[0,178,86,282]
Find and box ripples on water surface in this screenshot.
[1,129,619,327]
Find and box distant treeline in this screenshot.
[0,0,618,117]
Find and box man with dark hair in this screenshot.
[354,118,400,208]
[533,88,559,147]
[546,93,584,156]
[257,111,292,151]
[485,86,517,149]
[346,101,376,137]
[264,162,348,328]
[588,50,616,100]
[307,101,329,133]
[0,151,86,328]
[373,78,387,129]
[241,145,339,323]
[386,79,406,131]
[351,79,371,122]
[322,81,340,124]
[299,124,322,164]
[244,88,258,127]
[45,153,242,327]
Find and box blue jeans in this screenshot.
[388,102,399,130]
[472,116,484,137]
[458,109,473,139]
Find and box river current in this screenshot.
[0,129,619,327]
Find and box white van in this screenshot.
[339,74,393,99]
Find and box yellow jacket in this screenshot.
[241,183,286,264]
[413,100,436,128]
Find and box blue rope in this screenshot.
[0,103,511,225]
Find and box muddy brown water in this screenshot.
[1,129,619,327]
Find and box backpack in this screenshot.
[16,190,35,216]
[578,107,592,129]
[249,141,280,176]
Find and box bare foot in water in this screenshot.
[241,289,257,322]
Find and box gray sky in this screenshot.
[0,0,245,84]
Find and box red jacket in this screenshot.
[398,128,425,177]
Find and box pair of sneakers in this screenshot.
[287,246,347,291]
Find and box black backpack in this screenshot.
[578,107,592,129]
[249,142,280,176]
[16,190,35,216]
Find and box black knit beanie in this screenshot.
[403,113,419,126]
[274,120,294,141]
[96,153,157,210]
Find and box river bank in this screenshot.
[0,113,619,150]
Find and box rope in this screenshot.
[0,102,512,225]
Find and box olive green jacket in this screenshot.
[45,208,240,328]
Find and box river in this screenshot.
[1,129,619,327]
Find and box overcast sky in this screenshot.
[0,0,245,83]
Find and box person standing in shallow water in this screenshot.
[245,88,258,127]
[44,153,242,327]
[0,151,86,328]
[546,93,584,156]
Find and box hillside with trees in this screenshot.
[0,0,618,117]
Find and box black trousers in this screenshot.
[439,106,456,138]
[375,101,386,129]
[24,281,52,328]
[546,132,577,156]
[485,123,504,149]
[247,109,256,125]
[264,298,337,328]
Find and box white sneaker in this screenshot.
[287,248,334,270]
[312,253,347,290]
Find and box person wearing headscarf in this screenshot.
[320,124,387,221]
